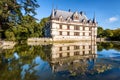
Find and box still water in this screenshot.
[0,42,120,80]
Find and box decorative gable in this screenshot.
[66,16,71,22]
[82,19,86,24]
[59,15,64,21]
[73,11,79,21]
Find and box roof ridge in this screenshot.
[55,9,73,14]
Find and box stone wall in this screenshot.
[0,41,16,49]
[97,38,106,42]
[27,38,53,42]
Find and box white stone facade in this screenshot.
[50,41,97,72]
[51,41,97,60]
[44,9,97,41]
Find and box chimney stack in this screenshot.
[68,9,71,12]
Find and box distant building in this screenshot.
[44,9,97,41]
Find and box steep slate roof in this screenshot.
[51,9,88,22]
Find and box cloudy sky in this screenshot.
[35,0,120,29]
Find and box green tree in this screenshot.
[5,29,16,41]
[39,17,50,36]
[0,0,39,39]
[97,26,104,38]
[4,15,47,41]
[103,29,113,38]
[16,15,41,40]
[112,29,120,41]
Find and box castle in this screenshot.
[44,9,97,41]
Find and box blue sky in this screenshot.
[35,0,120,29]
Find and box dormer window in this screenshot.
[73,12,79,21]
[67,17,71,22]
[82,19,86,24]
[59,15,63,21]
[75,16,79,19]
[88,19,92,24]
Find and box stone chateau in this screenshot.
[44,9,97,41]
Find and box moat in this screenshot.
[0,42,120,80]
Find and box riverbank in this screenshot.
[0,41,16,49]
[0,38,120,48]
[27,38,97,43]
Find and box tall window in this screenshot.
[59,31,62,35]
[83,46,85,49]
[83,32,85,36]
[67,25,70,29]
[67,46,70,50]
[83,51,85,55]
[74,26,79,30]
[89,45,91,49]
[59,53,62,57]
[89,51,91,54]
[83,27,85,31]
[89,33,91,36]
[60,25,62,29]
[67,32,70,36]
[74,51,79,55]
[74,32,79,36]
[59,47,62,51]
[89,27,91,31]
[74,46,79,50]
[67,52,70,57]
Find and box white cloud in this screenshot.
[109,17,118,22]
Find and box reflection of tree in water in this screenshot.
[50,55,112,78]
[0,59,39,80]
[97,42,120,51]
[0,42,118,80]
[93,64,111,73]
[0,44,50,80]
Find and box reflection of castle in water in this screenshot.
[50,41,97,73]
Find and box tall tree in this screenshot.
[97,26,104,38]
[39,17,50,36]
[0,0,39,39]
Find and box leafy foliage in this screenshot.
[97,27,120,41]
[0,44,49,80]
[0,0,40,39]
[39,17,50,36]
[97,42,120,51]
[97,27,104,37]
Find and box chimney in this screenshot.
[68,9,71,12]
[80,11,84,16]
